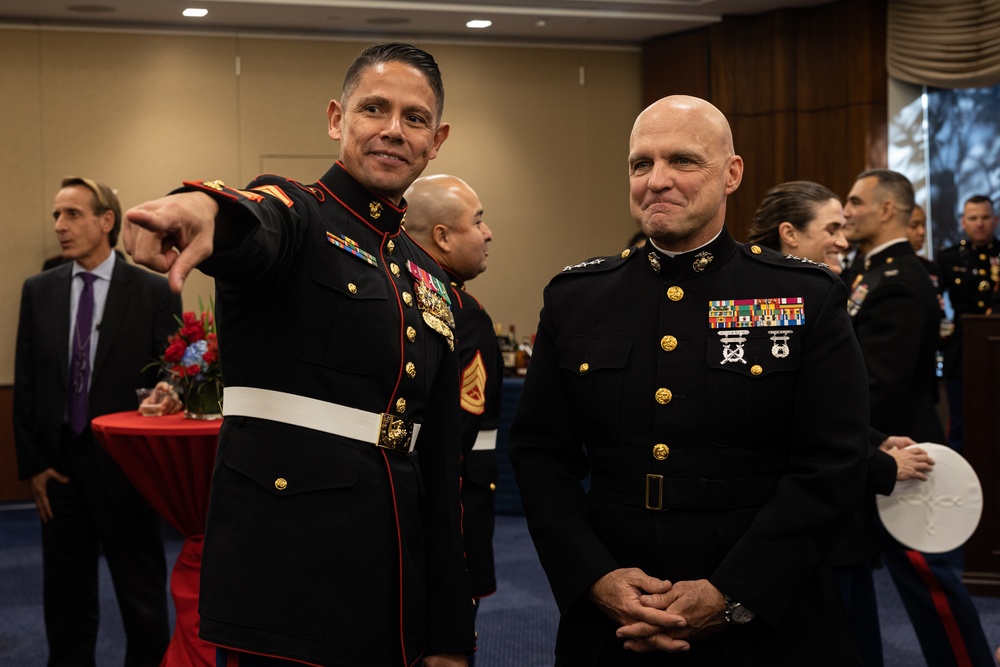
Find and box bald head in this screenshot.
[404,174,492,281]
[628,95,743,252]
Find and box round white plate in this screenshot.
[875,443,983,553]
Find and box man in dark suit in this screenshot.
[123,43,473,667]
[508,95,870,666]
[14,176,182,666]
[404,174,502,664]
[843,169,994,667]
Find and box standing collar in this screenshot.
[864,237,914,270]
[643,227,737,280]
[317,161,407,235]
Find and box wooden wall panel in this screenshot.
[641,28,710,107]
[641,0,888,242]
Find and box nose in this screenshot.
[53,213,67,232]
[833,229,849,250]
[645,161,675,191]
[380,113,404,141]
[481,221,494,242]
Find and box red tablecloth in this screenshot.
[92,411,221,667]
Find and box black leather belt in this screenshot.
[588,472,781,511]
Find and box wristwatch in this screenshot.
[723,594,756,624]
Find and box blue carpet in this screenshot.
[1,504,997,665]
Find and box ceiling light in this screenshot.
[183,8,209,18]
[466,20,492,29]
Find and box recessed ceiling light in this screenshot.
[466,19,492,29]
[183,8,209,18]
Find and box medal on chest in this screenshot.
[407,260,456,350]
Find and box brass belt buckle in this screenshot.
[378,414,414,452]
[645,474,664,511]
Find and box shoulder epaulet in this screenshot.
[552,247,637,280]
[742,242,839,281]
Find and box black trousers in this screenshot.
[42,427,169,667]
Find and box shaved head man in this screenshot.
[509,95,868,666]
[405,175,501,667]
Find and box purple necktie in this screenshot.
[68,272,97,435]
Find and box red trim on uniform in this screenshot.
[183,180,240,201]
[904,549,973,667]
[380,450,408,667]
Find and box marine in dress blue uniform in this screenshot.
[845,171,994,667]
[122,43,473,667]
[850,239,995,667]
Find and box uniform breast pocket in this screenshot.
[706,328,801,446]
[293,252,390,375]
[556,334,632,444]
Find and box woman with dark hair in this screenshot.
[747,180,848,272]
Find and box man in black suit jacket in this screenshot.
[14,177,182,667]
[844,169,994,667]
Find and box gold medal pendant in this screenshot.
[422,311,455,350]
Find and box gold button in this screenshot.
[980,269,988,276]
[661,335,678,352]
[886,257,894,264]
[407,326,417,342]
[489,483,496,492]
[667,286,684,301]
[955,278,962,285]
[652,443,670,460]
[621,249,631,259]
[980,253,988,261]
[978,300,986,308]
[579,362,590,374]
[655,388,672,404]
[274,478,288,491]
[203,179,226,190]
[396,397,406,414]
[405,362,416,378]
[348,283,357,294]
[402,292,413,306]
[751,365,763,376]
[980,280,991,292]
[391,263,400,277]
[387,240,395,254]
[750,245,762,254]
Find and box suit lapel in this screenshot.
[93,259,132,381]
[47,265,74,386]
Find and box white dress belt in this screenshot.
[471,429,498,451]
[222,386,421,453]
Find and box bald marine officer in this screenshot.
[508,95,869,666]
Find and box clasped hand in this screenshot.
[589,568,728,653]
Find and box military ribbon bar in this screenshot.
[326,232,378,267]
[708,297,805,329]
[407,260,451,306]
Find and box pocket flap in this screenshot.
[556,335,632,375]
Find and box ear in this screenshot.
[424,122,451,161]
[777,222,798,249]
[432,223,450,252]
[327,99,343,141]
[99,209,115,235]
[724,155,744,195]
